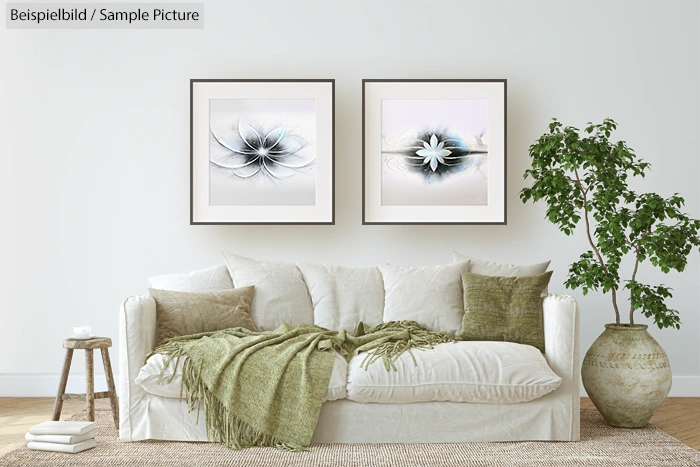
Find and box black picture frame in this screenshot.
[362,79,507,225]
[190,79,335,225]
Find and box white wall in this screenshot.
[1,0,698,396]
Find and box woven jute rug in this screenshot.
[1,409,699,467]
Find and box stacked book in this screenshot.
[26,421,97,453]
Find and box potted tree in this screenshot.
[520,118,700,427]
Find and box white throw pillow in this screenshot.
[346,341,561,404]
[222,252,314,330]
[452,252,551,296]
[297,263,384,333]
[148,264,233,292]
[136,351,348,402]
[377,260,470,334]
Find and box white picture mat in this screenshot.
[364,81,505,223]
[192,81,333,223]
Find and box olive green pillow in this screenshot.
[458,271,553,352]
[149,286,257,343]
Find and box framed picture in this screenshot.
[191,79,334,224]
[362,79,506,224]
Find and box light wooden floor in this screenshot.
[0,398,111,456]
[0,398,698,455]
[581,398,700,450]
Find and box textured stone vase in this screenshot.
[582,324,671,428]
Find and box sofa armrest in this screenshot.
[118,295,157,441]
[543,294,580,382]
[543,293,580,439]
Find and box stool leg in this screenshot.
[100,347,119,429]
[85,349,95,422]
[51,349,73,421]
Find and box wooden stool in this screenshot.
[51,337,119,429]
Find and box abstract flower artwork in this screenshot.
[380,98,490,207]
[207,98,317,207]
[387,131,488,178]
[191,80,334,224]
[210,118,315,181]
[363,80,506,224]
[417,134,454,172]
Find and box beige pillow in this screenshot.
[149,287,256,343]
[453,252,551,296]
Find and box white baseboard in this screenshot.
[2,373,698,397]
[667,375,700,397]
[580,375,700,398]
[0,373,120,397]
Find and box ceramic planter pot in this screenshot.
[581,324,671,427]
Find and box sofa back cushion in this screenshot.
[453,252,551,296]
[453,252,551,276]
[297,263,384,333]
[222,252,314,331]
[148,264,233,292]
[377,260,471,334]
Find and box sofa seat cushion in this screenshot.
[135,350,348,402]
[346,341,562,404]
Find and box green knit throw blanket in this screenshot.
[148,320,454,451]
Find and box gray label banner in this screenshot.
[6,3,204,29]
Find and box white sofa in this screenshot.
[119,261,580,444]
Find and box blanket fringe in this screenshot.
[189,358,308,451]
[360,321,455,371]
[152,343,307,451]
